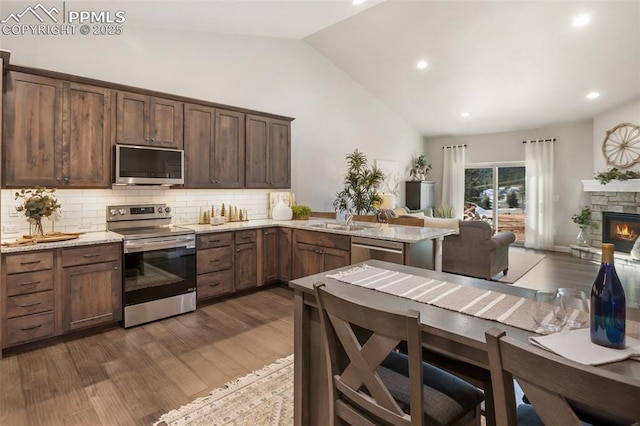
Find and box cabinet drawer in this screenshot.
[5,251,54,274]
[197,232,233,249]
[6,269,54,296]
[197,246,233,274]
[6,311,55,346]
[62,243,120,267]
[293,229,350,251]
[6,291,54,318]
[197,270,234,300]
[235,230,257,244]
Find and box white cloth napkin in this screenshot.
[529,328,640,365]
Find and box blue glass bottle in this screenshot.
[590,243,626,348]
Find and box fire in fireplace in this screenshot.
[603,212,640,253]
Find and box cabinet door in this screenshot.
[63,261,122,331]
[321,247,351,272]
[184,103,215,187]
[214,109,244,188]
[62,82,113,187]
[235,242,257,290]
[278,227,292,282]
[150,97,183,148]
[245,114,269,188]
[262,228,278,284]
[116,91,149,145]
[292,242,322,280]
[268,119,291,188]
[4,72,63,187]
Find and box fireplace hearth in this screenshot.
[602,212,640,253]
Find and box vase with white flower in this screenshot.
[14,187,61,237]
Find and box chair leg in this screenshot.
[503,268,508,276]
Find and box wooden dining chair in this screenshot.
[485,327,640,426]
[313,283,484,426]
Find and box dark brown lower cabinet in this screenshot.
[291,230,350,280]
[235,230,258,291]
[62,260,122,331]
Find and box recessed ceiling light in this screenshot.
[460,112,470,118]
[352,0,365,5]
[572,14,590,27]
[416,60,428,70]
[586,92,600,100]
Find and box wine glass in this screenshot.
[557,288,590,329]
[530,290,567,333]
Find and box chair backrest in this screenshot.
[313,283,424,426]
[485,327,640,426]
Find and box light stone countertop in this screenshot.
[1,231,123,253]
[0,219,454,254]
[186,218,454,244]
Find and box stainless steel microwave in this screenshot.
[113,144,184,186]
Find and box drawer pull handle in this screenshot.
[209,282,220,287]
[21,324,42,331]
[82,253,101,258]
[20,280,41,286]
[20,301,41,308]
[20,260,41,265]
[209,259,220,263]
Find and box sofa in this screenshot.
[439,220,516,280]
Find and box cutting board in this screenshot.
[2,232,84,247]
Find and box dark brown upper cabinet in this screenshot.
[116,91,183,149]
[245,115,291,188]
[3,72,112,188]
[184,103,245,188]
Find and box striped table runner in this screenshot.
[326,264,640,338]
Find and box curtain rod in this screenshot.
[522,138,556,143]
[442,144,467,149]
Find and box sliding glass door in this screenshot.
[464,163,526,243]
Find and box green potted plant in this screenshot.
[571,206,591,246]
[14,187,61,236]
[292,204,312,220]
[409,154,432,181]
[333,150,384,215]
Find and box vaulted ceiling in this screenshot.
[83,1,640,136]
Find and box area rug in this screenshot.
[154,355,294,426]
[495,250,545,284]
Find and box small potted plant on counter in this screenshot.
[292,204,312,220]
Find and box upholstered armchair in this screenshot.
[442,220,516,280]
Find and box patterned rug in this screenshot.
[155,355,294,426]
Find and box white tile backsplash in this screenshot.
[2,188,272,237]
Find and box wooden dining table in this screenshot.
[289,259,640,426]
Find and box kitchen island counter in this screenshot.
[186,218,453,244]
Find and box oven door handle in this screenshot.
[124,237,196,253]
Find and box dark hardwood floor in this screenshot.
[0,286,294,426]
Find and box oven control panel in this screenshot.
[107,204,172,222]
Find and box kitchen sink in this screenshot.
[307,222,373,232]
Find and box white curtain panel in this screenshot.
[442,145,466,219]
[524,140,555,250]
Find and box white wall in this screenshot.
[0,26,422,214]
[593,98,640,173]
[425,120,594,248]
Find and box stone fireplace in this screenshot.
[573,180,640,267]
[602,212,640,253]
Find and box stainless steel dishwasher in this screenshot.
[351,236,404,264]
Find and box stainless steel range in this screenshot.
[107,204,196,328]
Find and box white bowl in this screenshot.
[210,217,228,226]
